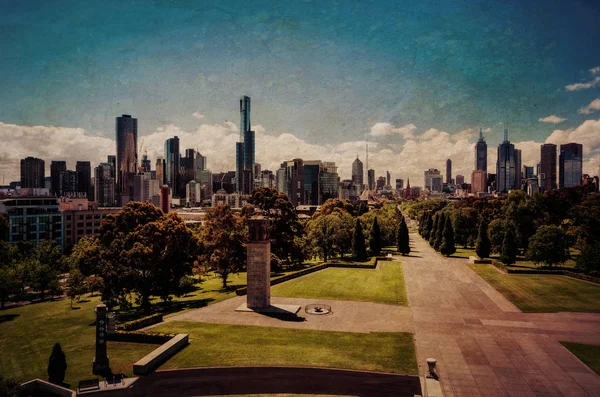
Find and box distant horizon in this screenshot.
[1,0,600,184]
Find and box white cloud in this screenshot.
[369,122,416,138]
[192,111,204,120]
[538,115,567,124]
[578,98,600,115]
[565,76,600,92]
[2,119,599,188]
[590,66,600,75]
[482,128,492,133]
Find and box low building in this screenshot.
[62,207,121,250]
[211,190,250,208]
[0,197,64,248]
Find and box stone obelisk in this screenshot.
[246,216,271,310]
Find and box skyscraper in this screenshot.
[367,169,375,191]
[319,162,339,204]
[50,160,66,196]
[559,143,583,189]
[164,136,181,196]
[352,157,364,193]
[303,160,321,205]
[20,157,45,189]
[94,163,115,207]
[60,170,78,196]
[540,143,557,192]
[236,95,255,195]
[76,161,92,200]
[277,159,305,206]
[424,168,441,191]
[446,159,452,184]
[514,149,522,190]
[386,171,391,186]
[155,157,165,185]
[475,128,487,171]
[107,155,116,179]
[116,115,138,204]
[496,128,516,193]
[456,175,465,186]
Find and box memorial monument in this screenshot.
[92,304,111,375]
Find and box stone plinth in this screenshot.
[247,216,271,310]
[93,304,110,375]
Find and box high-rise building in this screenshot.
[446,159,452,184]
[182,149,196,189]
[155,157,165,186]
[376,176,386,190]
[196,152,207,174]
[475,128,487,171]
[386,171,391,186]
[395,178,404,190]
[455,175,465,186]
[116,115,138,204]
[352,157,364,193]
[424,168,441,191]
[235,141,245,194]
[523,166,534,179]
[141,154,151,172]
[76,161,92,200]
[107,155,116,179]
[319,162,338,204]
[20,157,45,189]
[514,149,522,190]
[540,144,557,192]
[471,170,488,194]
[261,170,275,189]
[94,163,115,207]
[186,180,201,207]
[50,161,66,196]
[303,160,321,205]
[277,159,304,206]
[60,170,79,197]
[164,136,181,196]
[367,169,375,191]
[236,95,255,195]
[496,128,516,193]
[559,143,583,189]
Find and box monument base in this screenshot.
[235,303,301,315]
[93,357,110,376]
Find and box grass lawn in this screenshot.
[0,297,157,388]
[469,264,600,313]
[454,248,577,269]
[152,322,417,375]
[560,342,600,375]
[270,261,407,305]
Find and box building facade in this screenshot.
[559,143,583,189]
[20,157,45,189]
[471,170,488,194]
[351,157,364,193]
[116,115,138,204]
[540,143,557,192]
[94,163,115,207]
[475,128,487,171]
[496,129,516,193]
[164,136,181,197]
[446,159,452,184]
[76,161,93,200]
[63,207,121,250]
[0,197,63,248]
[50,161,66,196]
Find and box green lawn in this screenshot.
[469,264,600,313]
[0,297,157,388]
[271,261,408,305]
[152,322,417,375]
[454,248,577,269]
[560,342,600,375]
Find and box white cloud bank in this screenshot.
[1,119,599,188]
[578,99,600,115]
[538,115,567,124]
[192,111,204,120]
[565,72,600,91]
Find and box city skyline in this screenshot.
[1,1,600,185]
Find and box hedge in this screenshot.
[487,262,600,284]
[118,313,163,331]
[235,257,382,296]
[564,271,600,284]
[108,330,175,344]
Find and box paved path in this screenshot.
[404,233,600,397]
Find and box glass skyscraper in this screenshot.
[540,143,557,192]
[116,114,138,204]
[237,95,255,194]
[559,143,583,189]
[164,136,180,197]
[496,128,516,194]
[475,128,487,172]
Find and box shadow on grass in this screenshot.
[0,314,19,323]
[258,311,307,323]
[403,254,422,258]
[117,297,217,322]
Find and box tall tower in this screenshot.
[496,128,516,193]
[352,157,364,193]
[540,143,557,192]
[475,128,487,171]
[50,160,66,196]
[237,95,255,194]
[446,159,452,184]
[164,136,180,197]
[20,157,45,189]
[116,114,138,204]
[76,161,92,200]
[559,143,583,189]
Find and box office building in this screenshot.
[235,95,255,195]
[395,179,404,191]
[367,169,375,191]
[261,170,275,189]
[540,144,557,192]
[319,162,339,204]
[424,168,441,191]
[303,160,321,205]
[376,176,386,190]
[455,175,465,186]
[446,159,452,184]
[164,136,181,196]
[160,185,170,213]
[471,170,488,194]
[0,197,63,248]
[50,161,66,196]
[559,143,583,189]
[496,128,516,193]
[116,115,137,204]
[63,206,121,250]
[76,161,93,200]
[523,166,534,179]
[107,155,116,179]
[20,157,45,189]
[514,149,522,189]
[352,157,364,193]
[475,128,487,171]
[60,170,79,197]
[277,159,305,206]
[155,157,165,186]
[386,171,391,187]
[94,163,115,207]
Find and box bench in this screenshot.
[133,333,189,376]
[78,378,100,392]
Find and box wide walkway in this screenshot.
[404,233,600,397]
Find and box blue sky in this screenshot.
[1,0,600,183]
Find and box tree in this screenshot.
[307,213,340,262]
[248,187,304,265]
[439,215,456,256]
[0,241,20,308]
[504,190,537,252]
[434,213,446,251]
[47,343,67,385]
[422,212,433,241]
[320,198,354,216]
[576,241,600,275]
[353,218,367,261]
[66,268,86,308]
[499,223,518,265]
[526,225,569,267]
[369,216,382,256]
[200,204,247,289]
[0,214,9,241]
[488,218,507,254]
[475,220,491,259]
[0,374,21,397]
[64,236,102,277]
[397,217,410,255]
[428,214,439,246]
[452,208,479,248]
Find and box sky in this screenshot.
[1,0,600,185]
